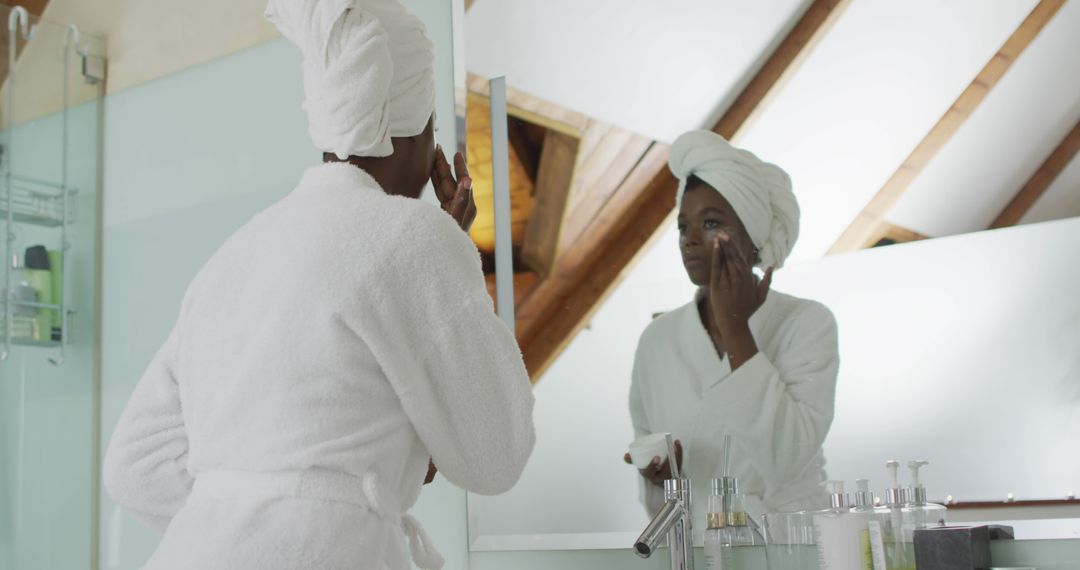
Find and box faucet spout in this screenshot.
[633,478,694,570]
[634,500,684,557]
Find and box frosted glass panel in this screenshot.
[0,8,104,570]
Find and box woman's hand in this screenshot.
[430,145,476,232]
[623,440,683,487]
[424,459,438,485]
[709,232,772,330]
[709,232,771,368]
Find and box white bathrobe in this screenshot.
[104,162,536,570]
[629,290,838,535]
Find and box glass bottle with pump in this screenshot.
[881,460,915,570]
[906,460,947,534]
[717,475,759,568]
[704,478,728,570]
[854,479,889,570]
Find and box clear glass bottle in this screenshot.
[704,479,729,570]
[905,460,947,534]
[881,461,916,570]
[720,476,757,568]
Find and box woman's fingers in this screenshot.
[453,151,470,187]
[433,146,457,204]
[711,236,726,287]
[624,453,633,465]
[720,233,746,272]
[450,187,469,227]
[463,188,477,230]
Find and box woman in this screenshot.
[626,130,839,531]
[103,1,535,569]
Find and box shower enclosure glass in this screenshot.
[0,5,104,569]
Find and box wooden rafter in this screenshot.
[990,117,1080,229]
[516,0,853,380]
[521,130,580,276]
[715,0,851,140]
[868,222,927,247]
[829,0,1067,253]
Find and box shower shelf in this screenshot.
[0,174,78,227]
[8,338,61,349]
[2,174,77,364]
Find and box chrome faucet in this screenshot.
[633,435,694,570]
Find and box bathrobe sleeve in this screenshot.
[103,323,194,532]
[629,329,666,514]
[699,301,838,498]
[353,203,535,496]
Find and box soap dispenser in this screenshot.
[906,460,947,532]
[854,479,889,570]
[723,476,757,548]
[883,461,916,570]
[704,478,728,570]
[813,481,870,570]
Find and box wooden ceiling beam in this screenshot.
[990,117,1080,229]
[868,222,928,247]
[829,0,1067,254]
[516,0,853,380]
[715,0,851,140]
[521,130,580,277]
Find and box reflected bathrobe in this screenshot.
[629,290,838,535]
[104,162,536,570]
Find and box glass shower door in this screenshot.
[0,6,104,570]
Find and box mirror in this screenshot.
[463,0,1080,549]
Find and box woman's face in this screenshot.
[677,180,758,287]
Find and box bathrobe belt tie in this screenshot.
[361,471,445,570]
[196,469,444,570]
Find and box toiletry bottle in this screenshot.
[6,254,39,340]
[47,249,63,341]
[704,478,728,570]
[883,461,915,570]
[22,246,53,341]
[814,480,873,569]
[720,475,757,568]
[854,479,888,570]
[905,461,947,535]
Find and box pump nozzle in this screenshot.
[908,460,929,487]
[886,460,900,488]
[885,460,903,507]
[908,460,930,505]
[721,433,733,478]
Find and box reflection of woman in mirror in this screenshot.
[626,130,839,528]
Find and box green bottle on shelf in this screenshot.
[22,246,54,342]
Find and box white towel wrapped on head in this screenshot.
[669,130,800,269]
[265,0,435,159]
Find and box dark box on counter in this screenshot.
[913,525,1015,570]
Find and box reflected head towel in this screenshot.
[669,130,800,269]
